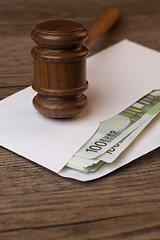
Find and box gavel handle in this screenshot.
[84,7,120,47]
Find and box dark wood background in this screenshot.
[0,0,160,239]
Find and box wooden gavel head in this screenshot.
[31,20,89,118]
[31,8,120,118]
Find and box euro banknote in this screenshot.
[87,114,158,173]
[66,114,159,173]
[75,90,160,159]
[66,90,160,173]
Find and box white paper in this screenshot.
[0,40,160,181]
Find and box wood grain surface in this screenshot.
[31,20,88,118]
[0,0,160,239]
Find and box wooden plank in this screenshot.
[0,147,159,231]
[0,212,160,240]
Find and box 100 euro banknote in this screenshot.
[66,114,159,173]
[66,90,160,173]
[75,90,160,159]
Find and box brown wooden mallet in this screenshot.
[31,7,120,118]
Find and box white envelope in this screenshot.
[0,40,159,181]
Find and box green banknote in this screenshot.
[75,90,160,159]
[66,90,160,173]
[99,105,160,163]
[87,114,158,172]
[66,114,159,173]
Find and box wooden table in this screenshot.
[0,0,160,239]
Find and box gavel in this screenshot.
[31,7,120,118]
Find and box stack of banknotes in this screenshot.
[66,90,160,173]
